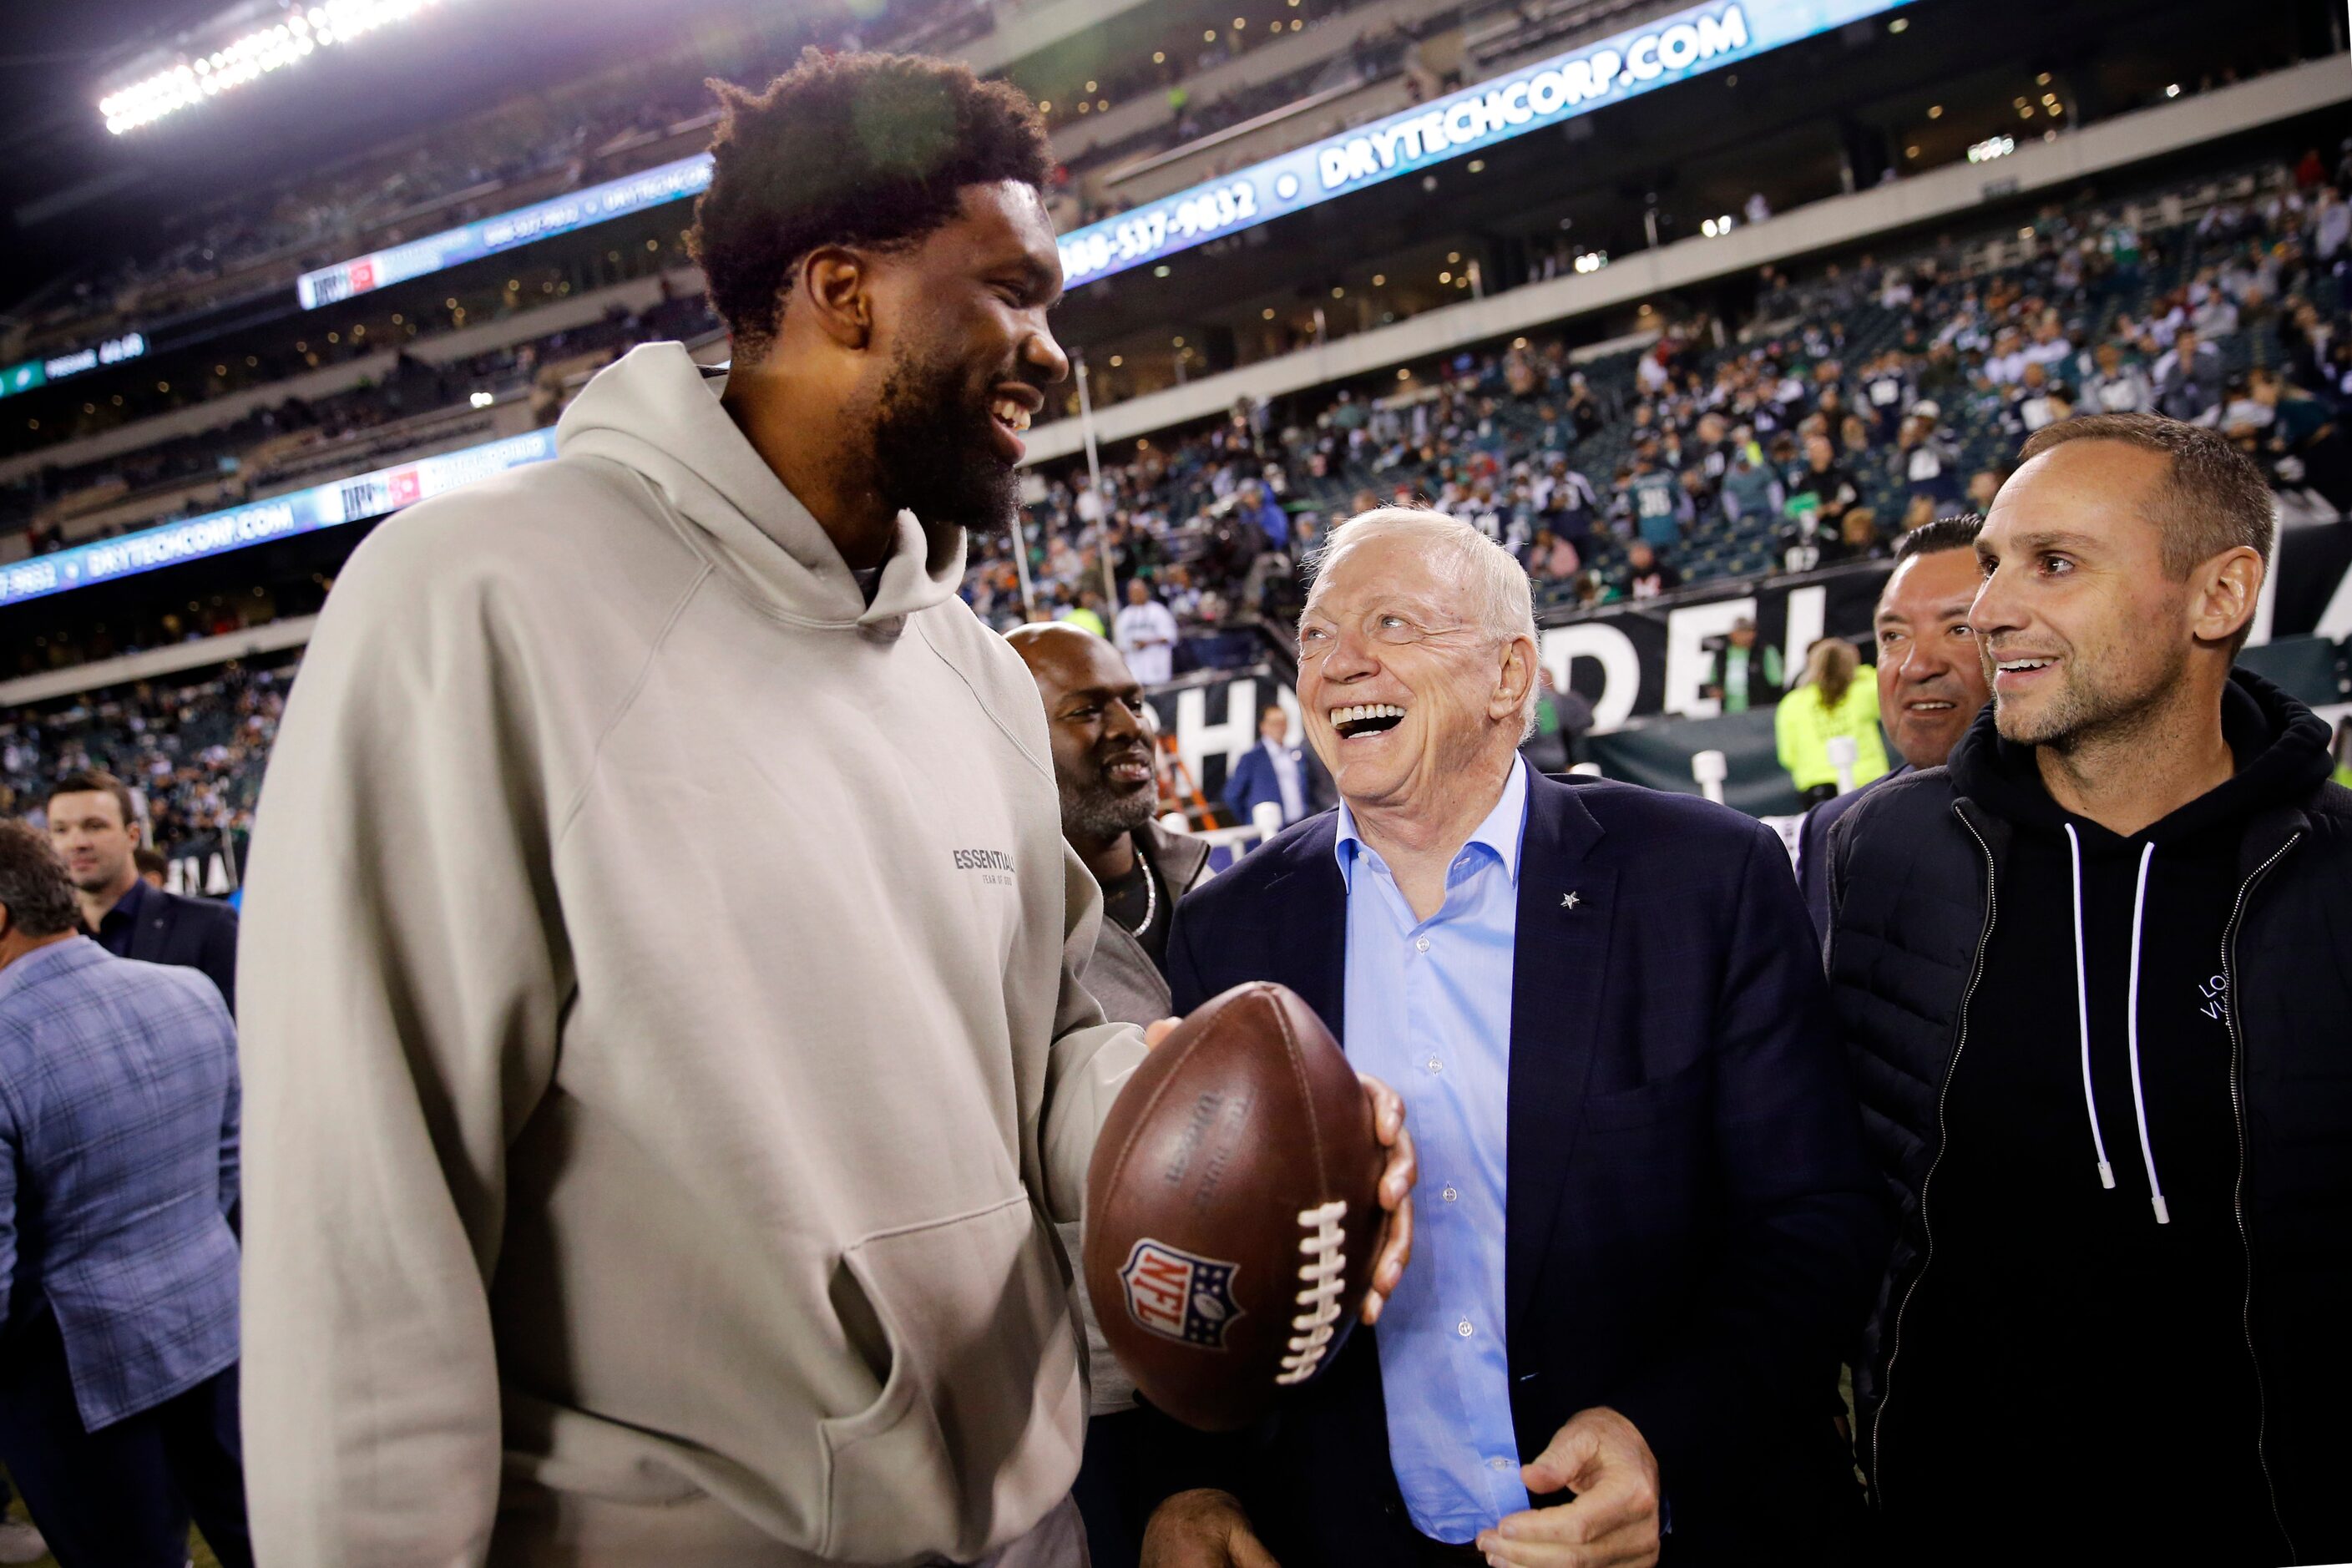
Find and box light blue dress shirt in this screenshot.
[1334,756,1530,1543]
[1267,740,1308,824]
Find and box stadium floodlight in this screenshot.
[99,0,452,134]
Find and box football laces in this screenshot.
[1275,1199,1348,1384]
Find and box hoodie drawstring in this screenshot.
[2063,825,2117,1192]
[2123,843,2171,1225]
[2062,824,2172,1226]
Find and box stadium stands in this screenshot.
[981,154,2352,625]
[7,11,2352,1566]
[0,654,294,867]
[3,0,2348,868]
[10,146,2349,865]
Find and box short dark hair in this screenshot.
[0,822,82,938]
[1893,513,1984,565]
[688,49,1052,360]
[2017,412,2275,576]
[48,769,138,832]
[134,847,169,878]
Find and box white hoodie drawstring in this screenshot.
[2063,825,2117,1192]
[2062,824,2172,1226]
[2123,843,2171,1225]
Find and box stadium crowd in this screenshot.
[14,143,2347,598]
[971,152,2352,656]
[11,158,2352,812]
[1,40,2350,1568]
[0,660,291,873]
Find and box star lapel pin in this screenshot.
[1560,891,1581,911]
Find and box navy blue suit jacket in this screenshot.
[1220,742,1327,827]
[1163,771,1885,1564]
[97,878,240,1019]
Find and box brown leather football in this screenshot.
[1084,981,1386,1431]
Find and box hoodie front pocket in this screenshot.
[817,1191,1083,1562]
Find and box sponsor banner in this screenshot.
[0,429,558,609]
[1540,565,1884,726]
[0,332,149,404]
[1143,665,1308,807]
[1055,0,1908,289]
[1540,524,2352,727]
[1148,533,2352,804]
[290,0,1899,310]
[297,153,714,309]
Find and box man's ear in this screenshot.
[1494,635,1536,723]
[2194,545,2263,648]
[799,246,873,351]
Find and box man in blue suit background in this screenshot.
[0,821,250,1566]
[48,771,240,1015]
[1221,704,1330,831]
[1144,509,1884,1567]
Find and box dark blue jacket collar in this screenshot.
[104,874,156,928]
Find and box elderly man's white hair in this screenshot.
[1302,506,1541,739]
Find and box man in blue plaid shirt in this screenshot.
[0,822,250,1567]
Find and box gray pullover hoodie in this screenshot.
[237,341,1146,1565]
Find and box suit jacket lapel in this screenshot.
[1260,818,1349,1041]
[1506,775,1613,1341]
[115,881,164,964]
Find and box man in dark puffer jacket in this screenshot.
[1827,415,2351,1565]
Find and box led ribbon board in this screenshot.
[1055,0,1909,287]
[288,0,1899,310]
[0,334,150,405]
[296,154,715,308]
[0,429,558,609]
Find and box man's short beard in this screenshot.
[871,336,1018,536]
[1991,640,2188,754]
[1061,775,1157,845]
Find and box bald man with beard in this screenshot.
[1009,622,1215,1566]
[1008,624,1212,1026]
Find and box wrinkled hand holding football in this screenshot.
[1085,983,1387,1431]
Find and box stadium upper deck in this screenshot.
[10,0,2326,414]
[0,0,2344,655]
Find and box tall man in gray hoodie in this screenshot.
[236,50,1409,1568]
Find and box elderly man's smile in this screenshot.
[1330,703,1408,739]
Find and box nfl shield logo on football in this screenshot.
[1120,1237,1242,1348]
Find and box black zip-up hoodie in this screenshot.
[1867,680,2330,1565]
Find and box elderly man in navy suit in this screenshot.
[47,771,238,1014]
[0,821,250,1566]
[1144,508,1884,1566]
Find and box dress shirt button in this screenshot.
[1414,935,1431,953]
[1456,1318,1474,1338]
[1424,1055,1443,1075]
[1442,1186,1459,1202]
[1488,1456,1513,1471]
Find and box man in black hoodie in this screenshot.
[1826,412,2351,1565]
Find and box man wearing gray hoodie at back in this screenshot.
[236,50,1410,1568]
